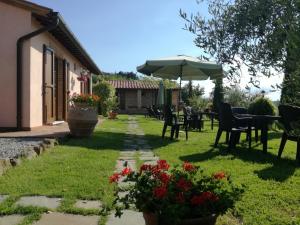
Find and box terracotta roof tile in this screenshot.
[108,80,159,89]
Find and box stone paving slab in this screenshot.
[33,213,99,225]
[106,210,145,225]
[0,215,25,225]
[74,200,102,210]
[140,156,159,161]
[0,195,8,204]
[16,196,61,209]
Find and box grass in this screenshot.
[0,115,129,224]
[137,116,300,225]
[0,115,299,225]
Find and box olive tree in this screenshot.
[180,0,300,104]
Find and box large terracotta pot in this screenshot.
[67,104,98,137]
[143,212,217,225]
[109,111,118,119]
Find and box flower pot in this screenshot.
[67,105,98,137]
[143,212,217,225]
[179,215,217,225]
[143,212,158,225]
[109,111,118,119]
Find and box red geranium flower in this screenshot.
[157,160,170,170]
[176,177,192,191]
[109,173,120,183]
[183,162,195,172]
[140,164,152,172]
[175,192,185,204]
[159,172,171,184]
[153,186,168,199]
[121,167,132,176]
[191,195,205,205]
[191,191,218,205]
[213,171,226,180]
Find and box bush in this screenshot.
[93,81,117,116]
[248,97,276,116]
[188,96,208,112]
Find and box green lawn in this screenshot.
[0,116,129,225]
[137,116,300,225]
[0,115,299,225]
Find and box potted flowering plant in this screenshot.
[110,160,244,225]
[67,93,101,137]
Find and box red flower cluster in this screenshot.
[109,167,132,183]
[159,172,171,184]
[213,171,226,180]
[109,173,120,183]
[153,186,168,199]
[121,167,132,176]
[183,162,195,172]
[176,177,192,191]
[157,160,170,170]
[191,191,219,205]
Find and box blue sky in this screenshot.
[31,0,282,100]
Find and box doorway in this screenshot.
[43,46,69,124]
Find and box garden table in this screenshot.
[236,114,281,153]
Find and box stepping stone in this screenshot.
[33,212,99,225]
[120,151,136,156]
[16,196,61,209]
[106,210,145,225]
[118,156,135,160]
[115,160,136,172]
[118,181,135,190]
[0,215,25,225]
[74,200,102,210]
[117,191,129,198]
[140,156,159,161]
[0,195,8,204]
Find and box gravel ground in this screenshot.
[0,138,44,159]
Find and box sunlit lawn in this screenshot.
[137,116,300,225]
[0,116,129,225]
[0,115,299,225]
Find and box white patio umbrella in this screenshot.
[137,55,223,110]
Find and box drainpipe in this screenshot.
[16,12,59,130]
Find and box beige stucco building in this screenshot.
[0,0,101,130]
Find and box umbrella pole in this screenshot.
[178,75,182,116]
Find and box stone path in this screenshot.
[106,116,158,225]
[0,195,101,225]
[0,116,155,225]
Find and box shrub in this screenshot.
[248,97,276,116]
[93,81,116,116]
[188,96,209,112]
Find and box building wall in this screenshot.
[0,2,32,128]
[141,90,156,108]
[29,20,84,128]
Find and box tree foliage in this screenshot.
[224,86,250,107]
[181,81,205,104]
[212,78,224,112]
[180,0,300,102]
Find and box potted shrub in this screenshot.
[107,96,119,119]
[110,160,244,225]
[67,93,100,137]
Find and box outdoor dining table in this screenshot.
[235,114,281,153]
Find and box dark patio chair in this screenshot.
[162,106,188,140]
[183,107,203,131]
[232,107,248,114]
[146,107,156,118]
[152,105,163,120]
[214,102,252,149]
[278,105,300,162]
